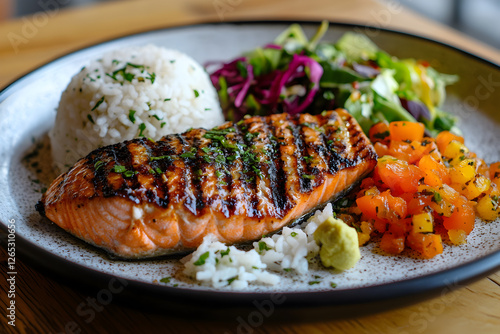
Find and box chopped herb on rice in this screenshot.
[50,45,223,171]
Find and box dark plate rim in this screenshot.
[0,20,499,314]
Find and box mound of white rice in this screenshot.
[182,204,334,290]
[50,44,224,170]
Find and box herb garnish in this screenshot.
[94,161,104,170]
[112,165,127,173]
[258,241,271,253]
[128,110,136,123]
[180,147,197,159]
[303,156,314,163]
[106,62,156,84]
[220,248,230,257]
[160,277,171,284]
[111,164,137,178]
[432,192,442,203]
[91,96,105,111]
[194,251,210,266]
[227,276,238,285]
[123,170,137,178]
[138,123,146,137]
[150,155,171,161]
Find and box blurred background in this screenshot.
[1,0,500,49]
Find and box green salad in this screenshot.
[208,21,460,136]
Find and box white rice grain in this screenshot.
[50,44,224,170]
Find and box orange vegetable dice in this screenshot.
[389,121,425,142]
[377,156,425,195]
[401,192,433,216]
[442,196,475,234]
[388,140,427,164]
[388,218,412,235]
[436,131,464,153]
[374,142,389,156]
[448,229,467,245]
[490,162,500,187]
[418,155,451,187]
[369,121,391,143]
[407,233,443,259]
[356,190,407,223]
[380,233,405,254]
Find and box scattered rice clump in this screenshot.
[182,204,334,290]
[182,235,280,289]
[50,44,224,170]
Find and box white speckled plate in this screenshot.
[0,21,499,318]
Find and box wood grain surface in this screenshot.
[0,0,499,333]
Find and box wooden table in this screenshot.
[1,0,499,333]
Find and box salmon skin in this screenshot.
[37,109,377,259]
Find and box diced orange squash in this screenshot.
[389,121,425,142]
[388,218,412,235]
[402,192,433,216]
[356,195,384,221]
[369,121,391,143]
[373,218,388,233]
[356,190,407,223]
[374,142,389,156]
[447,229,467,245]
[490,162,500,187]
[377,156,425,195]
[462,175,491,200]
[388,140,431,164]
[474,158,489,176]
[357,221,373,246]
[436,131,464,153]
[363,186,380,196]
[418,184,458,217]
[418,155,450,187]
[442,197,475,234]
[407,233,443,259]
[380,233,405,254]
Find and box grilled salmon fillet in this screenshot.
[37,109,377,258]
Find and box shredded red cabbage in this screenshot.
[209,54,323,121]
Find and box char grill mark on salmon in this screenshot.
[38,110,377,258]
